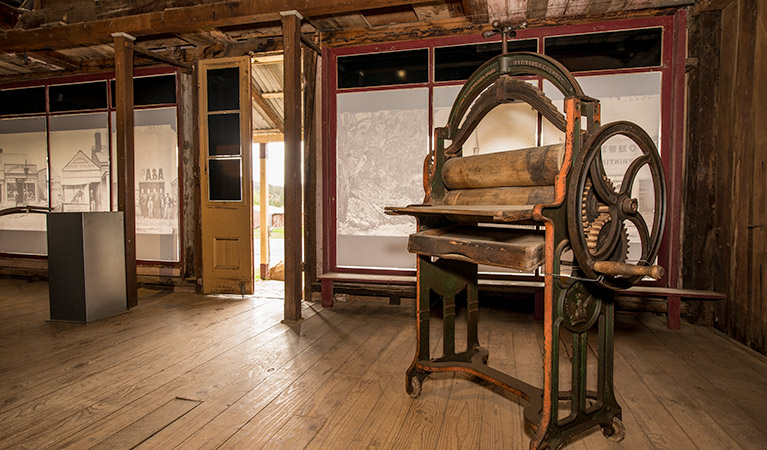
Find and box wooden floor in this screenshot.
[1,278,766,450]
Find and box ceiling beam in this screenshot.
[251,83,284,133]
[461,0,489,24]
[0,2,23,30]
[0,0,427,52]
[124,41,192,69]
[29,50,81,70]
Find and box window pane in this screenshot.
[209,158,242,201]
[50,81,108,112]
[207,67,239,111]
[208,113,241,156]
[0,117,48,255]
[110,74,177,107]
[434,83,538,155]
[0,87,46,116]
[49,113,110,213]
[543,72,662,264]
[433,84,538,275]
[434,39,537,82]
[336,88,428,269]
[544,28,662,72]
[338,49,428,89]
[134,108,179,261]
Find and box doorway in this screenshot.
[253,141,286,280]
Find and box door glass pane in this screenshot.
[49,113,110,213]
[0,116,48,255]
[209,159,242,201]
[207,67,239,111]
[208,113,241,156]
[336,88,428,269]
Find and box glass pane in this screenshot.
[50,81,108,112]
[543,72,662,263]
[544,28,662,72]
[0,87,46,116]
[434,39,537,82]
[134,108,179,261]
[434,83,537,155]
[49,113,110,213]
[336,88,428,269]
[209,158,242,201]
[0,117,48,255]
[110,74,177,107]
[207,67,239,112]
[433,85,538,275]
[338,49,428,89]
[208,113,241,156]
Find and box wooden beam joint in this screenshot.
[124,41,192,70]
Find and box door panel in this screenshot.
[199,57,254,294]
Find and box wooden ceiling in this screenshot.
[0,0,693,81]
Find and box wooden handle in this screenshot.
[593,261,665,280]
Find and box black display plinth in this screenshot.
[47,212,127,323]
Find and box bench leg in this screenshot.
[534,287,544,321]
[667,294,681,329]
[321,279,334,308]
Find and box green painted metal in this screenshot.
[445,52,584,136]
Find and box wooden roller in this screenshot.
[443,186,555,206]
[442,143,564,190]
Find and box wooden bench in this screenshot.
[318,273,723,329]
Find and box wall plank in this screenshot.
[685,0,766,353]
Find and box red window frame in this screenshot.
[322,11,686,288]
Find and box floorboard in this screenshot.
[1,278,766,450]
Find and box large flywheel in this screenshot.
[567,121,667,290]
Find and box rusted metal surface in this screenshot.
[387,43,667,449]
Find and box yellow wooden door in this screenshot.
[198,57,254,294]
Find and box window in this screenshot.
[0,116,48,255]
[50,81,108,112]
[111,107,180,261]
[336,88,428,269]
[0,87,46,116]
[110,74,177,107]
[49,113,110,213]
[338,49,429,89]
[328,16,681,276]
[0,69,181,262]
[434,39,537,82]
[544,28,663,72]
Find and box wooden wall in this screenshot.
[684,0,767,354]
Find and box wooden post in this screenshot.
[281,10,303,322]
[112,32,137,308]
[259,142,270,280]
[303,44,318,305]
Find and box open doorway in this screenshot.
[253,141,285,280]
[250,52,290,284]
